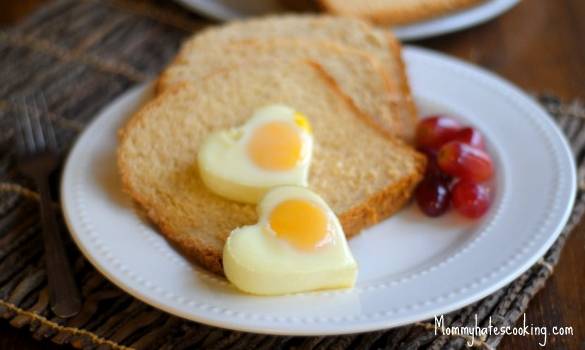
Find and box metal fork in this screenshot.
[13,94,81,318]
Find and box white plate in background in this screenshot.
[174,0,520,41]
[61,47,575,335]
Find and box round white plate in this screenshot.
[61,47,576,336]
[392,0,519,41]
[174,0,519,41]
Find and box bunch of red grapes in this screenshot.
[415,115,494,219]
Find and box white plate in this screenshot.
[392,0,519,41]
[174,0,519,41]
[61,47,576,335]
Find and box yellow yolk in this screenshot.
[247,121,303,171]
[293,112,312,134]
[268,199,329,250]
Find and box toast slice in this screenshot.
[158,38,402,137]
[318,0,486,25]
[159,15,417,142]
[118,61,425,274]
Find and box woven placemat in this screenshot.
[0,1,584,349]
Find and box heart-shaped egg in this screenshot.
[223,186,358,295]
[198,105,313,203]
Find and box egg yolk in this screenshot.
[293,112,312,134]
[268,199,329,250]
[247,121,303,171]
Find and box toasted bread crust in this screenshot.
[341,156,425,238]
[318,0,485,25]
[386,32,418,143]
[118,62,425,275]
[156,15,418,142]
[154,54,184,95]
[118,85,227,275]
[155,38,404,138]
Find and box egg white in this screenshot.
[223,186,358,295]
[198,105,313,204]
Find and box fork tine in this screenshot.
[13,96,37,155]
[26,95,47,151]
[21,97,41,154]
[12,93,60,155]
[37,94,58,151]
[13,104,27,156]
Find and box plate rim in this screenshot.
[61,46,577,335]
[173,0,520,41]
[393,0,520,41]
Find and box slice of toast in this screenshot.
[159,15,417,142]
[318,0,486,25]
[118,61,425,275]
[158,38,402,138]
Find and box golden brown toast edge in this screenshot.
[318,0,486,25]
[155,36,416,141]
[386,31,418,143]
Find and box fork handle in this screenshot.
[36,176,82,318]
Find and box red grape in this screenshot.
[450,127,485,149]
[416,116,462,150]
[417,146,438,160]
[437,141,494,182]
[415,176,451,217]
[418,145,452,181]
[452,180,492,218]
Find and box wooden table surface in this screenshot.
[1,0,584,349]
